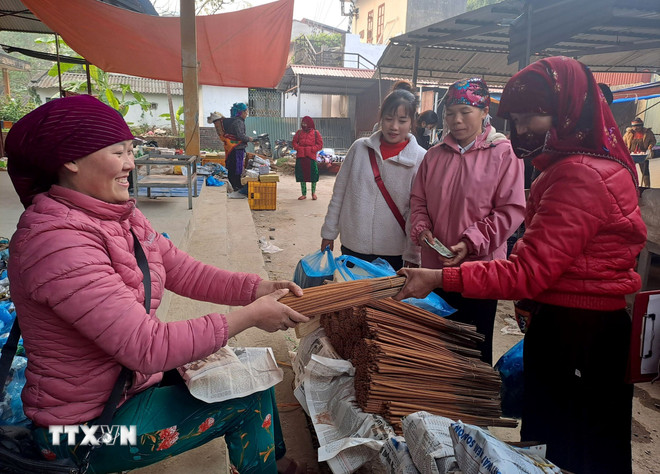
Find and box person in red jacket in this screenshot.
[292,116,323,200]
[395,57,646,474]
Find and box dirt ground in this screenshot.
[250,171,659,474]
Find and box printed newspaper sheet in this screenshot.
[178,346,283,403]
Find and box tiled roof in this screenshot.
[31,72,184,95]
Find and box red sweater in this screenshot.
[443,153,647,310]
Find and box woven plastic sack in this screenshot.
[293,248,336,289]
[334,256,455,317]
[494,339,524,419]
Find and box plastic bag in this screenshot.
[206,175,225,187]
[334,256,455,317]
[293,248,337,289]
[494,339,524,419]
[0,356,28,426]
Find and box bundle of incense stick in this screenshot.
[279,275,405,316]
[320,300,515,433]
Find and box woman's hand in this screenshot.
[255,280,303,299]
[321,239,334,251]
[419,229,434,247]
[443,241,468,267]
[227,288,308,336]
[394,267,443,300]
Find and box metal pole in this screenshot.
[85,60,92,95]
[519,3,533,69]
[296,74,301,124]
[412,46,420,88]
[55,34,63,98]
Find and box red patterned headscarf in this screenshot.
[497,56,637,185]
[6,95,134,208]
[301,116,315,130]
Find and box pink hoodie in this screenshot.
[8,186,261,426]
[410,125,525,269]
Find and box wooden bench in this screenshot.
[132,154,198,209]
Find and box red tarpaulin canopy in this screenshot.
[21,0,294,88]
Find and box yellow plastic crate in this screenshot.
[248,181,277,210]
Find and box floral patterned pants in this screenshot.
[33,382,286,473]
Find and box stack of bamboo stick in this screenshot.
[321,298,517,433]
[279,276,405,316]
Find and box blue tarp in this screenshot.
[135,175,205,197]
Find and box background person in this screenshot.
[409,78,525,365]
[292,116,323,200]
[414,110,439,150]
[321,88,426,270]
[623,117,656,187]
[396,57,646,474]
[224,102,256,195]
[6,95,308,474]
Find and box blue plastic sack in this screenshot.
[206,175,225,187]
[293,248,337,289]
[334,256,455,317]
[0,301,15,335]
[335,255,394,281]
[494,339,524,419]
[0,356,28,426]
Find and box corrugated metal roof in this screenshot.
[377,0,660,87]
[288,65,375,79]
[31,72,184,95]
[276,65,380,95]
[592,72,652,87]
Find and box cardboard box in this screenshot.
[259,173,280,183]
[241,176,259,185]
[202,156,226,167]
[248,181,277,210]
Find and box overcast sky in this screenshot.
[152,0,350,30]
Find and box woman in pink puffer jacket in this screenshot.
[6,95,308,474]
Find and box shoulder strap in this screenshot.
[0,316,21,390]
[0,231,152,425]
[367,148,406,234]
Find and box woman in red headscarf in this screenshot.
[396,57,646,474]
[292,116,323,200]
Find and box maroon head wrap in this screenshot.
[6,95,134,208]
[497,56,637,185]
[301,116,315,130]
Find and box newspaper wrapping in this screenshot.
[178,346,283,403]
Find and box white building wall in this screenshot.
[34,88,184,129]
[282,93,323,118]
[200,85,249,122]
[343,33,387,68]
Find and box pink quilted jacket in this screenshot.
[8,186,261,426]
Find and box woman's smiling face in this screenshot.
[380,104,412,145]
[61,140,135,203]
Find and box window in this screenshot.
[150,102,158,110]
[377,4,385,44]
[248,88,281,117]
[367,10,373,44]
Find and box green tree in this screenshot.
[293,33,343,66]
[36,37,152,121]
[467,0,501,11]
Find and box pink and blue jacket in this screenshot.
[8,186,261,426]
